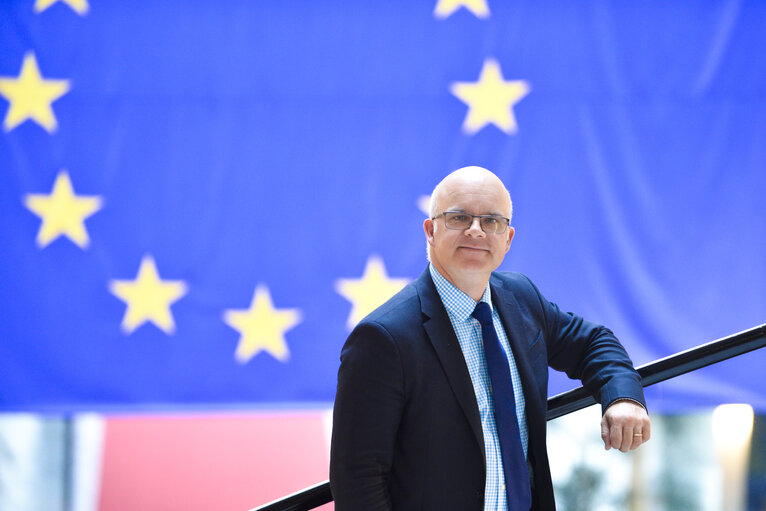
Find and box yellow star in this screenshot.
[0,52,70,133]
[434,0,490,19]
[336,255,409,330]
[109,256,188,335]
[34,0,90,15]
[418,195,432,217]
[24,170,102,249]
[450,58,531,135]
[223,285,302,363]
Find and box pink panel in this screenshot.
[98,412,333,511]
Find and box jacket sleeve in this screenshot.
[330,320,405,511]
[523,276,646,413]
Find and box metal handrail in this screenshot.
[252,323,766,511]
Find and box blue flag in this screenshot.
[1,0,764,412]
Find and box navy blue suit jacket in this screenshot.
[330,268,645,511]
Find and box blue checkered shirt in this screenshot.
[429,264,528,511]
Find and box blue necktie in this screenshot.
[472,301,531,511]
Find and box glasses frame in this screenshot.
[432,210,511,234]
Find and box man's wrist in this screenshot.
[605,397,646,413]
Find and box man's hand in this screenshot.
[600,399,651,452]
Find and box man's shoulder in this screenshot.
[490,271,547,305]
[362,279,421,326]
[490,270,535,289]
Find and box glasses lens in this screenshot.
[444,212,472,229]
[480,217,506,234]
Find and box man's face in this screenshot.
[424,175,514,283]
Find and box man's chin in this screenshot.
[453,255,493,272]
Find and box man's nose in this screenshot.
[465,217,485,236]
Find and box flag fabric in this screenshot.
[1,0,765,413]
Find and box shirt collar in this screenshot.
[429,263,493,322]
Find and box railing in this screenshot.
[251,323,766,511]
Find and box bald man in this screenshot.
[330,167,650,511]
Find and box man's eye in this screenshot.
[451,214,470,222]
[484,217,499,225]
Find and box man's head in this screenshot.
[424,166,514,295]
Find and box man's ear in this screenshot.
[505,226,515,253]
[423,218,435,244]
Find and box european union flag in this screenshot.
[1,0,764,412]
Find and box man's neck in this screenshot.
[431,264,490,302]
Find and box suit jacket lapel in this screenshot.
[490,275,547,439]
[416,269,485,457]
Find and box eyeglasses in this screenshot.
[432,211,511,234]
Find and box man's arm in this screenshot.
[546,308,652,452]
[330,321,405,511]
[523,276,651,451]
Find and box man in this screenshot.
[330,166,650,510]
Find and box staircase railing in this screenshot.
[251,323,766,511]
